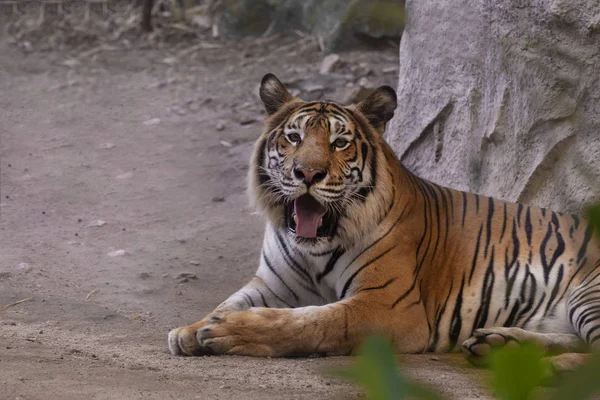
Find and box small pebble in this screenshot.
[143,118,161,126]
[108,250,126,257]
[98,142,115,149]
[189,261,200,266]
[319,53,341,74]
[176,272,197,280]
[240,118,257,126]
[219,140,232,147]
[88,220,107,227]
[216,122,225,131]
[116,172,133,180]
[15,262,32,273]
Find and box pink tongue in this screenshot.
[294,195,327,238]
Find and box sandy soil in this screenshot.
[0,31,494,400]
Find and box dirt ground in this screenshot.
[0,25,496,399]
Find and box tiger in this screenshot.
[168,73,600,372]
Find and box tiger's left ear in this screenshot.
[259,73,295,115]
[355,86,397,134]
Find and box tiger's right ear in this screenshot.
[259,73,294,115]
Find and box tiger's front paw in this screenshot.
[461,328,522,366]
[198,311,281,357]
[168,323,212,356]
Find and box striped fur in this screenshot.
[168,75,600,366]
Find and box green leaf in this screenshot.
[488,343,546,400]
[550,352,600,400]
[585,203,600,240]
[332,335,444,400]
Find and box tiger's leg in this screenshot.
[168,276,293,356]
[544,270,600,372]
[463,268,600,370]
[194,292,429,357]
[462,327,586,365]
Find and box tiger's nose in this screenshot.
[293,167,327,185]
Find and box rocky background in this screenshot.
[388,0,600,214]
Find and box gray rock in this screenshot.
[388,0,600,214]
[319,54,341,75]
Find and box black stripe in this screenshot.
[576,305,600,332]
[445,187,455,224]
[263,283,292,308]
[241,292,255,307]
[468,225,484,284]
[525,207,533,246]
[484,197,494,258]
[577,224,594,265]
[499,203,508,242]
[503,300,521,327]
[256,289,270,308]
[423,182,443,269]
[359,277,397,292]
[471,248,496,332]
[504,260,521,309]
[428,281,454,352]
[357,143,377,200]
[573,215,580,229]
[438,186,451,249]
[309,248,336,257]
[340,247,394,299]
[262,252,299,302]
[461,192,468,226]
[317,247,344,283]
[521,292,547,328]
[544,264,564,315]
[448,276,465,349]
[339,200,407,278]
[515,266,538,324]
[414,180,435,277]
[275,232,315,286]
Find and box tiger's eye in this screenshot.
[333,137,349,149]
[287,133,301,144]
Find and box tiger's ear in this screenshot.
[259,73,294,115]
[355,86,397,133]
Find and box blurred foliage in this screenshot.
[488,344,546,400]
[585,203,600,240]
[549,352,600,400]
[343,1,405,39]
[335,336,600,400]
[332,336,442,400]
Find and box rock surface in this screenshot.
[388,0,600,214]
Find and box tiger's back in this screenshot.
[390,175,600,351]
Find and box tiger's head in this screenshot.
[249,73,398,248]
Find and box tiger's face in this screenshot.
[249,74,397,247]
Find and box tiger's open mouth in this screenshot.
[285,194,337,239]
